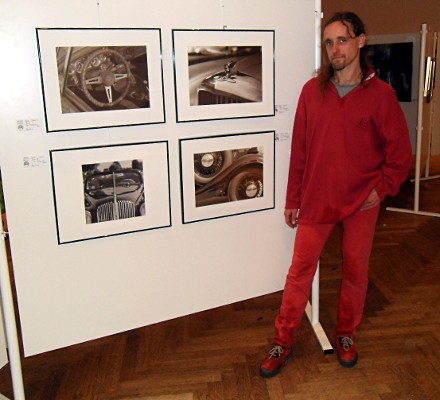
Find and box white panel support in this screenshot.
[385,207,440,218]
[311,0,322,328]
[314,0,323,72]
[306,264,334,354]
[415,23,428,212]
[305,302,334,354]
[0,229,25,399]
[387,23,440,218]
[305,1,333,354]
[311,264,320,325]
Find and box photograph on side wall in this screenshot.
[37,28,165,132]
[50,141,170,244]
[172,29,275,122]
[180,131,275,223]
[365,41,414,102]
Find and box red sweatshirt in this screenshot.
[285,73,412,224]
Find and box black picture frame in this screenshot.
[50,141,171,244]
[172,29,275,123]
[179,131,275,223]
[36,28,165,132]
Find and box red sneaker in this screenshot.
[335,336,358,368]
[259,344,293,378]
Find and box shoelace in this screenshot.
[339,336,353,351]
[268,345,284,359]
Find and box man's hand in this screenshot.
[284,208,299,228]
[360,188,380,211]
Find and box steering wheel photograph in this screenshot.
[56,45,150,113]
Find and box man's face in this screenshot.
[323,21,365,72]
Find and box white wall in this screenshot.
[0,0,317,356]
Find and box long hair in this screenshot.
[318,12,370,95]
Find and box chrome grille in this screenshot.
[96,201,136,222]
[198,90,242,105]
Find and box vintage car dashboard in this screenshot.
[57,46,150,113]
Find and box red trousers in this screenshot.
[274,205,380,347]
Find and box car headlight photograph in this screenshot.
[193,147,264,208]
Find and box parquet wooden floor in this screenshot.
[1,173,440,399]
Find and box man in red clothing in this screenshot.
[260,12,412,378]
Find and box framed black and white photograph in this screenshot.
[36,28,165,132]
[179,131,275,223]
[50,141,170,244]
[365,37,416,103]
[172,29,275,122]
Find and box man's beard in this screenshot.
[331,58,346,71]
[332,63,346,71]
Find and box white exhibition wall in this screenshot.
[0,0,317,356]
